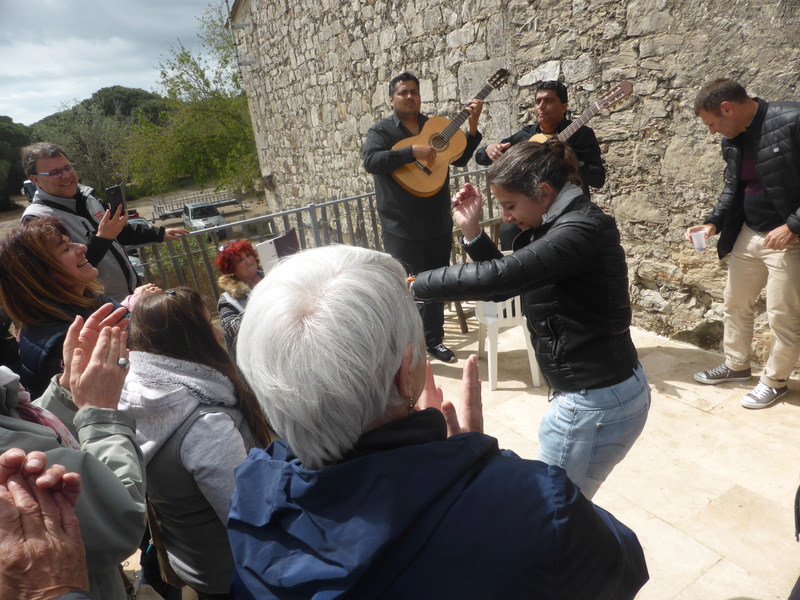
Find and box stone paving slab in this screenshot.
[431,308,800,600]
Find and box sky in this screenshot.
[0,0,216,126]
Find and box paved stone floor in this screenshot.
[430,306,800,600]
[127,307,800,599]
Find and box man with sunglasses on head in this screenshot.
[20,142,188,301]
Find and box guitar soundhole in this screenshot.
[430,134,449,151]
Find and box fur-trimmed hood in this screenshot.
[217,274,253,300]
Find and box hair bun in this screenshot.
[545,139,567,158]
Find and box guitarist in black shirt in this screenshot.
[476,81,605,249]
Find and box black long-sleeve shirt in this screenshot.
[363,113,482,240]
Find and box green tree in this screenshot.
[124,3,259,195]
[0,117,33,210]
[88,86,170,122]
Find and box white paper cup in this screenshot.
[690,230,706,252]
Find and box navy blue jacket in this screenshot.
[228,409,648,599]
[19,295,121,398]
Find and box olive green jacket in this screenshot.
[0,374,146,600]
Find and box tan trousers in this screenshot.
[723,224,800,387]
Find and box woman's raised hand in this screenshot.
[417,361,443,412]
[452,183,483,241]
[69,326,129,410]
[59,303,128,392]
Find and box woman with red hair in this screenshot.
[215,240,263,357]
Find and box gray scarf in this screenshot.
[127,351,237,406]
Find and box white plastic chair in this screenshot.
[474,297,542,390]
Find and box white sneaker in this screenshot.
[739,382,788,409]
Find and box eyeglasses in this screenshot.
[34,165,75,179]
[218,239,240,252]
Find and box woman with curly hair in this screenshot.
[215,239,263,357]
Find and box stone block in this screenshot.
[518,60,561,87]
[563,53,596,83]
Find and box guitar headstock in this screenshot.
[598,80,634,111]
[488,69,510,90]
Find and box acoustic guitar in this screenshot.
[528,80,633,144]
[391,69,510,197]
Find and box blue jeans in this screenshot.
[537,362,650,499]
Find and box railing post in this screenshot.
[307,203,322,247]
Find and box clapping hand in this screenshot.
[59,303,128,392]
[69,325,129,410]
[417,354,483,436]
[59,303,130,410]
[0,449,88,600]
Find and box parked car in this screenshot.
[128,254,145,278]
[183,202,227,231]
[21,180,36,202]
[128,217,153,230]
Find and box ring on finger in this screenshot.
[118,357,130,369]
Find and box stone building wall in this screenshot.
[229,0,800,365]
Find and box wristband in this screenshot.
[461,231,483,248]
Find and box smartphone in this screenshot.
[105,185,127,216]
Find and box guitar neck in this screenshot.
[556,102,602,142]
[440,82,497,142]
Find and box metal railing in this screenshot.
[150,187,247,221]
[127,167,494,313]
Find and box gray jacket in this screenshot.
[119,351,258,594]
[1,374,146,600]
[22,184,164,301]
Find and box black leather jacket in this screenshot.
[705,99,800,258]
[413,191,638,392]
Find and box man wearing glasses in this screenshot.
[20,142,187,301]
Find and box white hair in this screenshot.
[236,245,426,469]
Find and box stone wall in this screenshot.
[229,0,800,366]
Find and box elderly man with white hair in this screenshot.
[228,244,648,600]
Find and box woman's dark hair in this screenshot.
[128,287,271,446]
[0,216,103,325]
[486,140,582,201]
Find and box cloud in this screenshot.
[0,0,213,125]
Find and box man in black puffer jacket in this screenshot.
[688,79,800,410]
